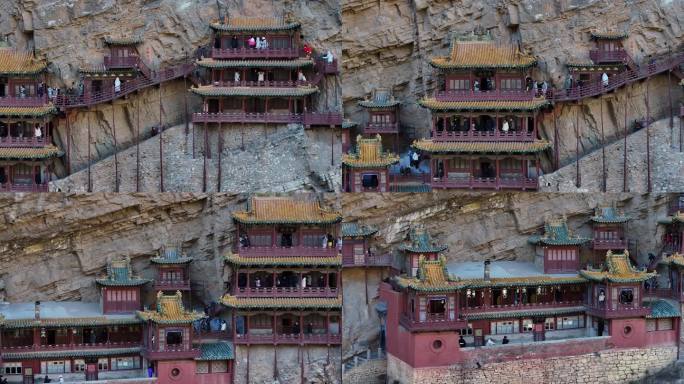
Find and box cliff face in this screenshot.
[342,0,683,168]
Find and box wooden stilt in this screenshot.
[623,98,628,192]
[112,102,119,192]
[184,75,189,136]
[246,345,250,384]
[217,122,222,192]
[203,121,208,192]
[159,82,164,192]
[87,109,92,192]
[553,105,559,170]
[273,344,278,381]
[65,112,71,175]
[136,96,140,192]
[646,77,651,192]
[600,98,606,192]
[668,69,674,142]
[575,103,580,188]
[300,345,304,384]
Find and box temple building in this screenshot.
[380,224,680,383]
[342,134,399,192]
[528,217,591,273]
[219,196,342,382]
[191,17,341,127]
[413,34,551,190]
[151,244,194,303]
[358,88,400,136]
[0,48,62,191]
[659,195,684,255]
[590,206,631,268]
[564,31,633,92]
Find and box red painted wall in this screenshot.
[609,318,647,348]
[196,372,233,384]
[156,360,197,384]
[644,329,678,346]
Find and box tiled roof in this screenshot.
[580,251,655,283]
[341,222,378,238]
[232,196,342,225]
[394,256,460,292]
[394,275,466,292]
[209,18,301,32]
[566,62,624,71]
[0,146,63,160]
[430,41,536,70]
[190,85,318,97]
[0,105,56,117]
[413,139,550,154]
[658,212,684,224]
[3,317,140,330]
[220,296,342,309]
[196,342,234,360]
[137,291,205,324]
[659,253,684,268]
[398,225,448,253]
[0,48,47,75]
[104,36,143,45]
[79,65,137,77]
[464,275,587,289]
[528,217,591,246]
[150,245,193,265]
[464,306,585,321]
[341,120,358,129]
[196,58,314,69]
[591,206,630,223]
[2,347,142,360]
[644,299,680,318]
[96,257,150,287]
[418,98,550,111]
[225,253,342,267]
[358,88,400,109]
[342,134,399,168]
[590,31,628,40]
[421,257,448,284]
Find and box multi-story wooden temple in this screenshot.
[413,34,551,190]
[590,206,631,268]
[659,196,684,255]
[565,31,633,89]
[151,244,194,302]
[358,88,400,136]
[342,134,399,192]
[380,224,679,383]
[0,48,61,191]
[191,17,341,127]
[220,196,342,382]
[0,255,235,384]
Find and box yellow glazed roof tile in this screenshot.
[232,196,342,224]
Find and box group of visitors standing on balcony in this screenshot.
[233,35,270,50]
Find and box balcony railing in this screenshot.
[0,95,48,107]
[196,330,232,341]
[399,314,467,332]
[432,129,534,142]
[0,136,51,147]
[233,333,341,345]
[342,254,393,268]
[303,112,343,127]
[592,239,628,250]
[585,304,651,318]
[212,47,301,59]
[236,286,338,297]
[644,288,677,300]
[434,89,543,102]
[1,341,141,352]
[154,279,191,290]
[104,56,141,69]
[589,49,629,64]
[431,177,538,190]
[0,183,49,192]
[236,245,338,257]
[316,59,338,75]
[208,80,310,87]
[461,300,584,314]
[192,112,302,124]
[363,122,399,134]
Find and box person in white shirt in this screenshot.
[114,77,121,93]
[261,37,268,49]
[258,71,265,83]
[34,126,42,138]
[601,72,609,87]
[502,120,509,132]
[234,71,240,83]
[297,70,307,82]
[486,338,496,346]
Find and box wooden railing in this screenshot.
[208,80,310,87]
[104,56,141,69]
[432,177,538,190]
[303,112,344,126]
[399,314,467,332]
[363,122,399,134]
[236,245,338,257]
[233,333,341,344]
[316,59,338,75]
[592,239,628,250]
[192,112,302,124]
[585,304,651,318]
[0,183,49,192]
[554,51,684,102]
[589,49,629,64]
[0,95,48,107]
[461,300,584,314]
[435,89,544,102]
[432,129,534,142]
[143,347,200,359]
[0,136,51,147]
[1,341,140,352]
[154,279,191,290]
[236,286,338,297]
[212,47,301,59]
[644,288,677,299]
[342,254,393,267]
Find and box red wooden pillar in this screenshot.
[575,104,580,188]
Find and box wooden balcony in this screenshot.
[154,279,191,291]
[342,254,393,268]
[233,333,341,345]
[461,300,584,315]
[644,288,677,300]
[303,112,344,127]
[589,49,629,64]
[431,177,538,190]
[0,183,49,192]
[192,112,302,124]
[592,239,628,250]
[432,129,534,142]
[0,136,51,147]
[584,304,651,319]
[211,48,301,59]
[0,341,141,353]
[104,56,140,69]
[143,347,201,360]
[236,286,338,298]
[209,80,310,87]
[435,89,541,102]
[0,95,48,107]
[363,122,399,134]
[316,59,338,75]
[196,330,232,341]
[236,245,338,258]
[399,314,467,332]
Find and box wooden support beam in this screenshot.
[623,98,628,192]
[575,103,581,188]
[203,121,208,192]
[184,75,189,136]
[217,122,222,192]
[87,108,92,192]
[600,98,606,192]
[112,102,119,192]
[553,105,559,170]
[136,96,140,192]
[159,82,164,192]
[646,77,651,192]
[65,111,71,175]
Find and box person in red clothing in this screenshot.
[303,43,313,58]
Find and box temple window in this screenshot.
[73,360,86,372]
[302,233,322,247]
[500,78,522,90]
[166,330,183,346]
[98,358,109,371]
[457,323,473,336]
[3,363,22,375]
[522,319,534,333]
[371,113,391,124]
[362,173,379,190]
[618,288,634,304]
[490,320,517,334]
[42,328,69,346]
[212,361,229,373]
[447,78,470,90]
[557,316,584,329]
[112,357,139,370]
[544,317,555,330]
[658,318,673,331]
[427,298,446,319]
[161,269,183,282]
[45,361,67,374]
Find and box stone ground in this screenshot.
[540,117,684,192]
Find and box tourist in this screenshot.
[78,82,84,96]
[255,37,263,49]
[532,80,538,95]
[255,277,261,288]
[502,119,509,132]
[327,233,335,248]
[324,50,334,63]
[458,335,466,348]
[303,43,313,58]
[541,81,548,96]
[502,336,510,345]
[43,375,51,383]
[525,76,532,91]
[147,365,154,378]
[297,70,307,82]
[411,151,420,169]
[261,37,268,49]
[19,85,26,98]
[307,322,313,334]
[257,71,265,83]
[34,126,42,138]
[234,71,241,84]
[486,338,495,346]
[473,80,480,92]
[248,36,256,49]
[322,234,328,248]
[336,237,342,251]
[58,375,64,384]
[598,289,606,305]
[114,76,121,93]
[37,82,44,97]
[301,276,307,288]
[564,74,573,89]
[601,72,609,87]
[231,35,239,49]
